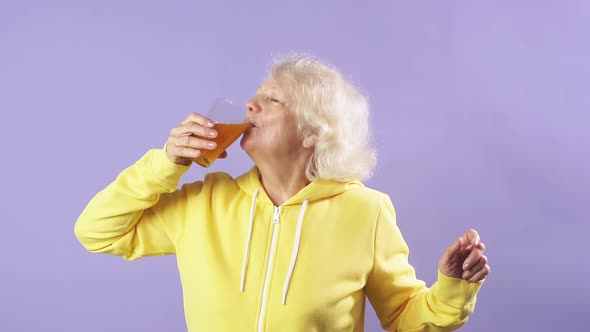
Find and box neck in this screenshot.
[255,154,311,206]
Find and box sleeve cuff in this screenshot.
[148,144,191,189]
[431,270,484,309]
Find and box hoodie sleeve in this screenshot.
[74,148,201,260]
[365,194,483,332]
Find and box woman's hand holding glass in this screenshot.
[165,112,227,166]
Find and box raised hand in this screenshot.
[439,229,490,282]
[165,113,227,166]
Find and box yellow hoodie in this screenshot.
[74,148,483,332]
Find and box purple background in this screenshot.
[1,1,588,331]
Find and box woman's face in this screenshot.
[240,77,304,159]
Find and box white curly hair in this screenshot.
[268,54,377,182]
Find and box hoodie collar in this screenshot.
[235,166,364,206]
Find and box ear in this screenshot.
[303,134,319,149]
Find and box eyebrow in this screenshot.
[257,86,278,95]
[256,85,287,102]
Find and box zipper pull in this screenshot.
[273,206,280,224]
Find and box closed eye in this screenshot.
[270,97,283,104]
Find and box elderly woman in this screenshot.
[75,55,490,332]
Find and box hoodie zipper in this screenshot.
[257,206,281,332]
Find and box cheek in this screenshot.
[271,121,298,139]
[249,113,300,147]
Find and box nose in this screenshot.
[246,96,262,114]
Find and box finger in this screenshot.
[173,135,217,151]
[180,112,215,127]
[468,264,491,282]
[172,122,218,138]
[464,241,486,254]
[218,151,228,159]
[462,255,488,280]
[440,237,463,265]
[477,241,486,251]
[167,142,201,159]
[172,122,218,139]
[462,245,484,271]
[463,229,480,250]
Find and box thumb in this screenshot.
[440,237,463,264]
[463,229,480,250]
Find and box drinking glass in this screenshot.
[194,98,250,167]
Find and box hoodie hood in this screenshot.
[236,166,365,206]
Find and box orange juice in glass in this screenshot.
[194,98,249,167]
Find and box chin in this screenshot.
[240,135,255,152]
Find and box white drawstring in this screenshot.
[282,200,308,305]
[240,191,309,305]
[240,189,259,292]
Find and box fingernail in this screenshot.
[209,130,216,137]
[208,142,216,148]
[207,121,214,127]
[463,262,469,269]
